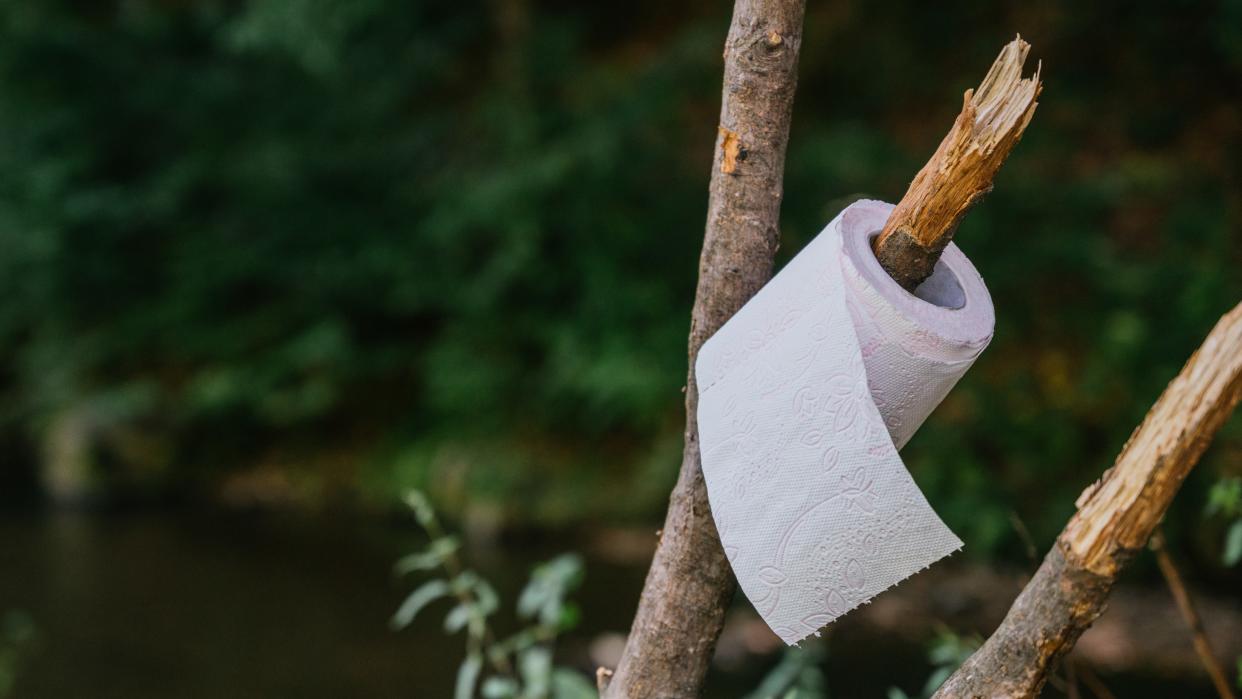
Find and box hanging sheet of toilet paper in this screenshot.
[695,199,995,645]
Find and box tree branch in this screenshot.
[933,302,1242,698]
[875,36,1041,292]
[601,1,807,696]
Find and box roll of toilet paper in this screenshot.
[695,199,994,645]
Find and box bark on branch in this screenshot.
[601,1,807,696]
[933,302,1242,698]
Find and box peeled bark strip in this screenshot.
[602,1,807,697]
[934,302,1242,699]
[874,37,1042,291]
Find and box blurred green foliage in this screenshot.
[0,610,36,698]
[745,640,828,699]
[1207,478,1242,566]
[0,1,1239,556]
[887,628,981,699]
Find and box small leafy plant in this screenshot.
[392,491,597,699]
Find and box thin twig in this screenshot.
[1077,662,1118,699]
[1065,657,1081,699]
[1150,528,1239,699]
[1009,509,1039,568]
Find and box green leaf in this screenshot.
[742,644,814,699]
[1206,478,1242,517]
[520,554,586,621]
[481,676,520,698]
[519,647,552,696]
[395,537,460,575]
[543,554,585,589]
[539,590,566,627]
[394,551,440,575]
[505,628,539,653]
[391,579,450,630]
[558,602,580,631]
[475,580,500,617]
[517,578,549,620]
[456,652,483,699]
[404,490,437,528]
[886,689,910,699]
[453,570,482,595]
[444,603,472,634]
[922,666,953,696]
[1224,520,1242,567]
[927,634,959,664]
[550,669,598,699]
[434,537,462,557]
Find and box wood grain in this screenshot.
[874,37,1041,291]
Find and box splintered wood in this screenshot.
[1064,303,1242,575]
[874,36,1042,291]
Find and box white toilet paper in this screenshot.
[695,199,994,645]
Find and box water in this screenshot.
[0,508,648,698]
[0,509,1220,698]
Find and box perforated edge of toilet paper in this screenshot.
[695,199,994,645]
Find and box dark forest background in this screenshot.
[0,3,1240,689]
[1,1,1241,696]
[3,0,1239,549]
